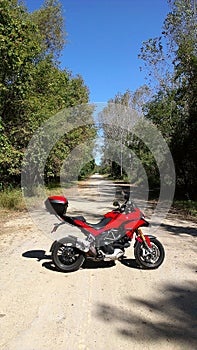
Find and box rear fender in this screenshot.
[50,240,58,252]
[50,236,90,253]
[50,236,77,253]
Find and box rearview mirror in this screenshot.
[113,200,119,207]
[124,192,130,201]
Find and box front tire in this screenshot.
[52,241,85,272]
[134,238,165,269]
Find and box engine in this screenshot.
[97,229,131,255]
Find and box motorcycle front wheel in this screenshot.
[134,238,165,269]
[52,242,85,272]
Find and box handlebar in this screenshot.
[113,196,134,212]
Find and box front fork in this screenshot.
[136,228,154,251]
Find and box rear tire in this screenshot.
[52,241,85,272]
[134,238,165,269]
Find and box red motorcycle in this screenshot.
[45,194,165,272]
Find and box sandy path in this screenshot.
[0,175,196,350]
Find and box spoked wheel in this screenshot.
[134,238,165,269]
[52,242,85,272]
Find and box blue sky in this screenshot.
[25,0,170,102]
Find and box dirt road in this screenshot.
[0,175,197,350]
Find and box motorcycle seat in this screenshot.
[63,215,112,230]
[62,215,86,225]
[72,216,86,222]
[85,217,112,230]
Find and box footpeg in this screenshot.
[104,248,124,261]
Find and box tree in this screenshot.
[0,0,41,119]
[0,0,94,187]
[139,0,197,198]
[100,88,152,180]
[30,0,66,60]
[100,92,133,178]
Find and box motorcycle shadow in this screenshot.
[22,250,58,272]
[83,259,141,270]
[82,260,116,269]
[22,250,141,272]
[120,258,141,269]
[22,249,116,272]
[22,250,51,261]
[42,259,141,272]
[41,260,116,272]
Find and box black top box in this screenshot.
[45,196,68,217]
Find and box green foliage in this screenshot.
[172,200,197,218]
[0,0,41,106]
[101,1,197,200]
[78,159,96,180]
[0,188,25,210]
[0,0,94,188]
[139,0,197,199]
[30,0,66,59]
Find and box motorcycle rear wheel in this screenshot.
[52,242,85,272]
[134,238,165,269]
